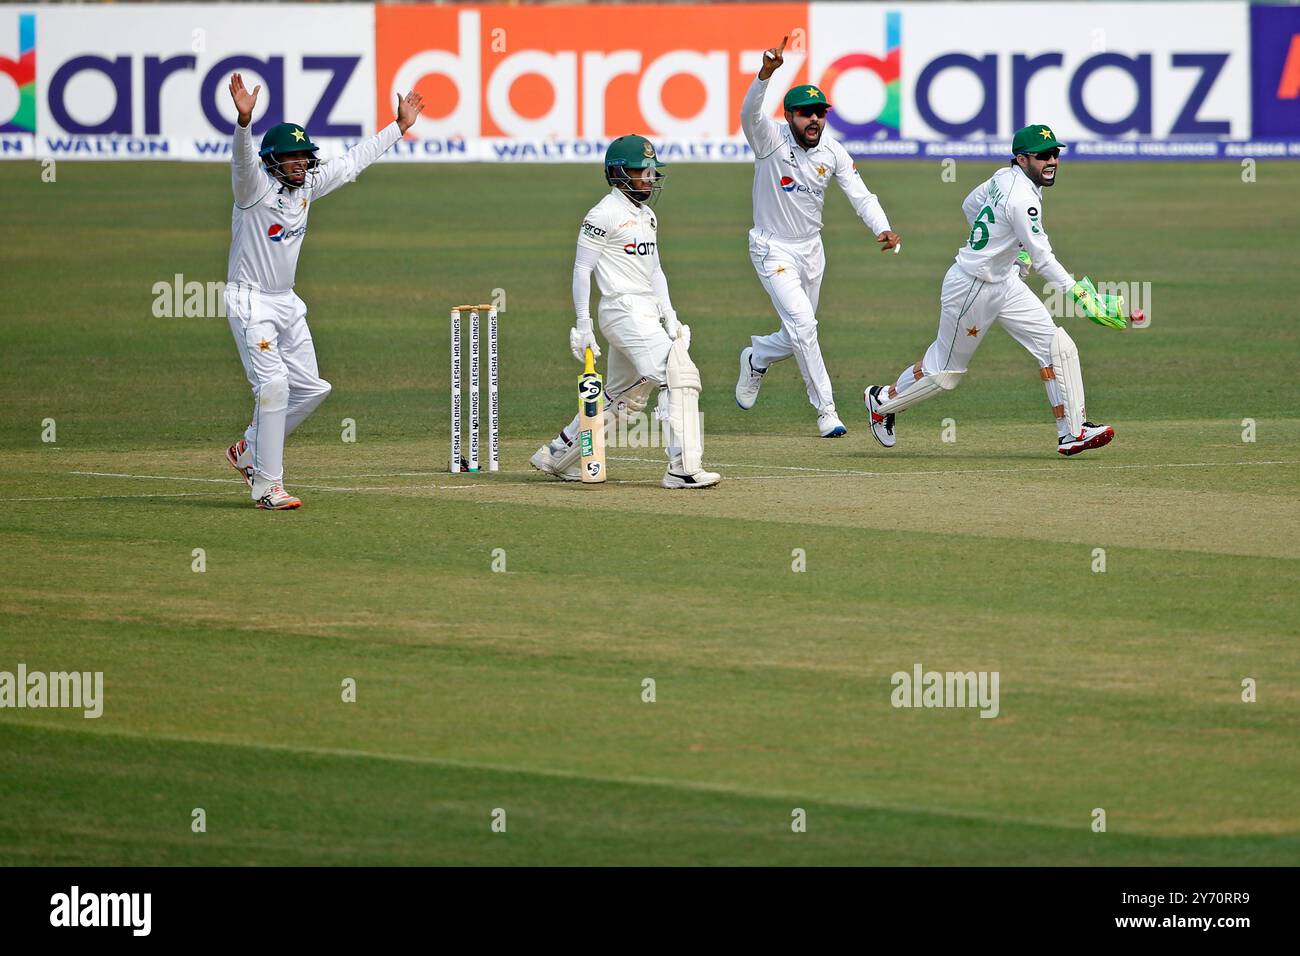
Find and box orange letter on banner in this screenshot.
[375,4,809,140]
[1278,35,1300,99]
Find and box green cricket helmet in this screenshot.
[259,122,320,188]
[604,134,666,206]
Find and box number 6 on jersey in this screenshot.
[578,346,606,483]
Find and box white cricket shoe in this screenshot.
[1057,422,1115,456]
[662,468,721,489]
[529,443,581,481]
[818,409,847,438]
[252,482,301,510]
[735,346,766,410]
[225,438,254,487]
[865,385,896,448]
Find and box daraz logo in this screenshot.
[0,13,35,133]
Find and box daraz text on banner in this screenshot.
[0,2,1278,162]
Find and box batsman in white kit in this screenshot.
[530,135,720,489]
[735,37,901,438]
[221,73,423,509]
[864,125,1134,456]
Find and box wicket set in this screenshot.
[450,303,500,473]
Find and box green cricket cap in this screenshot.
[604,134,666,171]
[259,123,319,158]
[1012,124,1066,156]
[783,85,831,111]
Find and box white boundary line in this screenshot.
[0,492,232,503]
[67,471,483,493]
[1,458,1285,503]
[612,456,1300,479]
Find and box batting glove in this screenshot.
[661,309,683,340]
[569,327,601,363]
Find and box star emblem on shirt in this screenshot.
[292,128,306,142]
[301,197,308,210]
[816,164,828,177]
[257,338,273,351]
[966,326,980,337]
[775,266,787,275]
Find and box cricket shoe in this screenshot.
[225,438,254,487]
[253,483,301,510]
[735,346,766,410]
[1057,422,1115,457]
[818,409,847,438]
[662,468,721,489]
[865,385,896,448]
[529,443,581,481]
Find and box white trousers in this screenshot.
[747,229,834,414]
[598,293,673,391]
[552,293,682,468]
[225,283,332,484]
[887,263,1068,432]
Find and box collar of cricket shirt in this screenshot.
[1012,163,1044,198]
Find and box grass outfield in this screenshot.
[0,158,1297,865]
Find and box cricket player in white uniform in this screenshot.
[864,125,1132,456]
[530,135,721,489]
[222,74,423,508]
[735,37,901,438]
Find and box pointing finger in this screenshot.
[779,36,788,53]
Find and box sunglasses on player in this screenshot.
[794,105,829,118]
[1030,147,1060,160]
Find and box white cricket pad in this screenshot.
[666,338,703,474]
[874,370,964,415]
[1050,327,1085,437]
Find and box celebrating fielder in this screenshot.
[864,125,1132,456]
[735,36,901,438]
[221,74,423,509]
[530,135,721,489]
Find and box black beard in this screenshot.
[617,182,653,204]
[798,126,821,148]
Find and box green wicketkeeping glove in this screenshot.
[1070,276,1128,330]
[1016,249,1032,278]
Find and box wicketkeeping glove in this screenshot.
[1070,276,1128,330]
[1016,248,1032,280]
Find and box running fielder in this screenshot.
[222,73,423,509]
[530,135,721,489]
[735,36,901,438]
[864,125,1133,456]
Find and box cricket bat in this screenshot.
[578,346,606,483]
